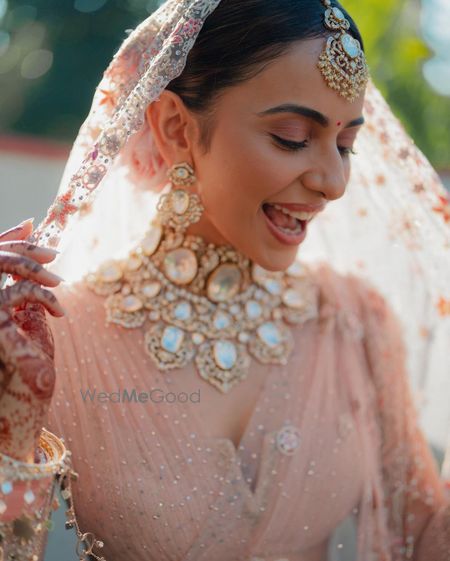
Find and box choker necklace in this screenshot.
[85,164,320,393]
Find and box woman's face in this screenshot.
[150,37,366,272]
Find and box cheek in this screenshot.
[200,125,298,216]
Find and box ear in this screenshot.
[145,90,195,168]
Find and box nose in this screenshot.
[300,152,348,201]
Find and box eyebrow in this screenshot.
[256,103,365,128]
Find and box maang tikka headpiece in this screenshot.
[317,0,369,102]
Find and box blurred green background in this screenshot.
[0,0,449,172]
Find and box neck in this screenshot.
[146,218,254,299]
[184,215,231,248]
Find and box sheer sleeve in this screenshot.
[356,277,450,560]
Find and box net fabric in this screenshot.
[353,275,448,559]
[18,0,449,558]
[28,0,221,251]
[300,81,450,453]
[43,262,446,561]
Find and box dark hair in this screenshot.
[166,0,364,152]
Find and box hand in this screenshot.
[0,218,65,462]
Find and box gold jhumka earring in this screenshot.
[86,161,320,393]
[157,162,205,237]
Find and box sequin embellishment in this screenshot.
[276,425,301,456]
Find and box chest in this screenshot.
[69,392,367,561]
[173,361,273,450]
[58,308,373,561]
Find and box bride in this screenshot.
[1,0,449,560]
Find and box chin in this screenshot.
[253,246,299,273]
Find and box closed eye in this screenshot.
[270,134,357,156]
[270,133,308,151]
[338,146,357,156]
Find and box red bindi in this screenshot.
[337,121,342,126]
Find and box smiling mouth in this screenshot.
[262,203,306,235]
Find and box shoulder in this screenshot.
[305,261,364,319]
[308,261,388,313]
[303,261,396,341]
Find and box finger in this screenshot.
[12,303,55,360]
[0,281,65,317]
[0,308,24,391]
[0,307,39,385]
[0,219,34,243]
[0,241,60,264]
[0,251,63,287]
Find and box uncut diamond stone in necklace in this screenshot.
[85,221,320,393]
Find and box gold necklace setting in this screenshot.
[85,220,319,393]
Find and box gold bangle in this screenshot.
[0,427,72,561]
[1,428,107,561]
[0,427,70,483]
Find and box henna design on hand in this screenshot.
[0,281,64,317]
[0,232,61,461]
[0,305,56,460]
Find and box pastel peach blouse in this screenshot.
[45,261,449,561]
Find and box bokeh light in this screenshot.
[0,0,7,21]
[421,0,450,51]
[7,4,37,27]
[423,58,450,96]
[0,30,10,56]
[74,0,108,13]
[0,43,20,74]
[421,0,450,96]
[15,21,46,49]
[20,48,53,79]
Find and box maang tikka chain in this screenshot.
[317,0,369,102]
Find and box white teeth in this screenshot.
[272,203,316,222]
[278,223,303,235]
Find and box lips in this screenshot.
[261,200,325,246]
[268,201,326,214]
[262,203,308,246]
[262,203,302,231]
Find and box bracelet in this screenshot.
[1,427,69,483]
[0,427,72,561]
[0,427,107,561]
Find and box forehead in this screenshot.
[220,37,365,120]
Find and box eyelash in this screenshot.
[270,134,357,156]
